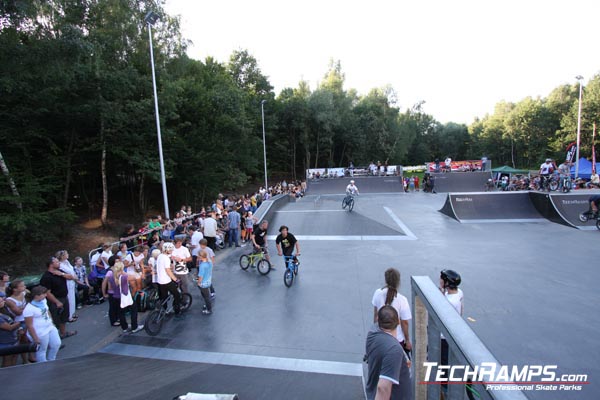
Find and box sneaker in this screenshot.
[202,309,212,315]
[210,292,215,298]
[131,325,144,334]
[112,321,121,327]
[202,305,207,310]
[122,328,131,334]
[76,304,83,310]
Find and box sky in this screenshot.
[164,0,600,124]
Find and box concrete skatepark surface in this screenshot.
[3,179,598,399]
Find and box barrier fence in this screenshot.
[411,276,527,400]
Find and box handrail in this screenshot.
[411,276,528,400]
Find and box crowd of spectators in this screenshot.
[0,178,305,367]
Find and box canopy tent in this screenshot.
[491,165,529,174]
[570,157,600,179]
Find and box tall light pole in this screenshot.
[145,11,170,219]
[575,75,584,179]
[261,100,268,191]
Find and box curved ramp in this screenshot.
[440,192,546,223]
[530,192,598,230]
[431,172,492,193]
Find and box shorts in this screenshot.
[0,340,19,349]
[49,296,69,325]
[127,269,142,279]
[246,227,253,234]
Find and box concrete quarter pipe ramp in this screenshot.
[431,172,492,193]
[440,192,547,223]
[306,176,403,195]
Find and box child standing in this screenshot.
[72,257,90,309]
[197,251,213,315]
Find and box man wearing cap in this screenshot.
[539,158,554,191]
[365,305,411,400]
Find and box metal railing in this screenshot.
[411,276,527,400]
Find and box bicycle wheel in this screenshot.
[257,259,271,275]
[239,255,251,270]
[180,293,192,311]
[294,262,298,275]
[596,219,600,231]
[348,198,354,212]
[284,269,294,287]
[579,212,589,222]
[341,198,347,209]
[144,309,163,336]
[549,180,558,191]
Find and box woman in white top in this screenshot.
[5,279,32,364]
[23,286,62,362]
[56,250,78,322]
[371,268,412,353]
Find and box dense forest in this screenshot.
[1,0,599,253]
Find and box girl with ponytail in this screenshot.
[371,268,413,353]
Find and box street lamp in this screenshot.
[261,100,268,191]
[575,75,584,179]
[145,11,170,219]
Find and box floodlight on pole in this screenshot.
[261,100,268,191]
[575,75,584,179]
[145,11,170,219]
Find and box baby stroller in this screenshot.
[215,231,226,250]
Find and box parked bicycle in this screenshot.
[283,255,300,288]
[144,280,192,336]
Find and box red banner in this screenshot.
[427,160,483,172]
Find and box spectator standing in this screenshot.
[372,268,412,356]
[40,257,76,339]
[72,257,90,309]
[365,305,411,400]
[227,207,241,248]
[197,250,213,315]
[203,211,218,251]
[188,225,203,277]
[0,296,21,367]
[23,286,62,363]
[102,256,121,327]
[198,239,216,297]
[113,261,143,334]
[56,250,78,322]
[439,269,464,395]
[6,280,32,364]
[100,243,113,272]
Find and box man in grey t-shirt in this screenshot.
[365,305,411,400]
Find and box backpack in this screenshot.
[134,289,148,312]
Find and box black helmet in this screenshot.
[441,269,461,289]
[279,225,289,233]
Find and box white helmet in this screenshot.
[350,180,355,184]
[162,242,175,253]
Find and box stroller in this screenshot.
[215,230,226,250]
